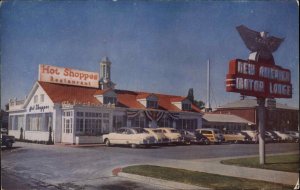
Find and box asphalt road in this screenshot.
[1,142,299,189]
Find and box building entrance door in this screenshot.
[62,111,74,143]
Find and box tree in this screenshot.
[186,88,205,110]
[193,100,205,110]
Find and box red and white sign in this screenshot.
[39,64,99,88]
[226,59,292,98]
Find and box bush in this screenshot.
[15,138,52,145]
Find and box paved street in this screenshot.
[1,142,299,189]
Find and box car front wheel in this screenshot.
[104,139,110,147]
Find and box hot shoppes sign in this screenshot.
[39,64,99,88]
[226,59,292,98]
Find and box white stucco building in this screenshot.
[8,57,203,144]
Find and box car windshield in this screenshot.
[269,131,280,137]
[240,132,251,138]
[133,128,149,134]
[170,129,179,133]
[152,129,163,133]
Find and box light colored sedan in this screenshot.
[157,127,183,144]
[223,132,250,144]
[273,131,294,142]
[144,128,170,144]
[103,127,157,148]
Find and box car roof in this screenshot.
[196,128,220,131]
[157,127,174,130]
[144,128,154,131]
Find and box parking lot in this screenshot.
[1,142,299,189]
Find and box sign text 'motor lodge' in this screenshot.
[226,59,292,98]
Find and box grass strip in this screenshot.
[221,154,299,173]
[122,165,293,190]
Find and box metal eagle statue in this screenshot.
[236,25,284,65]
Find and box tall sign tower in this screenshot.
[226,25,292,164]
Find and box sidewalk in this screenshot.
[117,152,299,187]
[118,172,210,190]
[149,153,299,186]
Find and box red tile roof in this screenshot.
[38,81,202,113]
[170,97,187,102]
[39,81,101,105]
[136,93,151,99]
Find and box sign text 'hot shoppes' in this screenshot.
[226,59,292,98]
[39,64,99,88]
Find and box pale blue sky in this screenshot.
[1,0,299,109]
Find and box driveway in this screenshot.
[1,142,299,189]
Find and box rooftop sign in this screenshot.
[39,64,99,88]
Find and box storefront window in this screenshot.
[158,116,171,128]
[8,116,13,130]
[75,111,107,136]
[27,113,52,132]
[176,119,197,131]
[103,120,109,134]
[76,118,84,132]
[113,115,125,131]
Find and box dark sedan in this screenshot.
[180,130,210,145]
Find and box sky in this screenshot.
[1,0,299,109]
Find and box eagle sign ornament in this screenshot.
[226,25,292,99]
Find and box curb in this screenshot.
[117,172,211,190]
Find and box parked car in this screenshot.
[144,128,170,144]
[102,127,157,148]
[195,128,224,144]
[1,134,15,148]
[157,128,183,144]
[223,131,250,144]
[241,130,275,143]
[180,130,210,145]
[241,130,258,143]
[239,131,253,143]
[264,132,275,143]
[265,131,281,143]
[273,131,294,142]
[285,131,299,143]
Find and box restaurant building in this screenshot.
[8,57,203,144]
